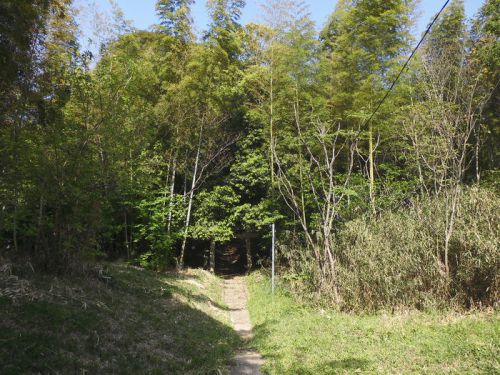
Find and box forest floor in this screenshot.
[0,262,241,374]
[246,272,500,374]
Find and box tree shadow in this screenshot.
[0,264,242,374]
[112,265,233,311]
[167,282,233,311]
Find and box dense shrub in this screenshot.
[335,187,499,310]
[279,187,499,311]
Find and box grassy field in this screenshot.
[0,263,240,374]
[247,272,499,374]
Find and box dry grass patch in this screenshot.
[0,263,241,374]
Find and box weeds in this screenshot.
[0,263,240,374]
[279,187,499,311]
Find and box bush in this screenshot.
[132,196,180,271]
[278,187,499,311]
[334,186,499,311]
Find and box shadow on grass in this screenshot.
[114,265,233,312]
[0,264,242,375]
[169,283,233,311]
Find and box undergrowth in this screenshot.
[0,262,240,374]
[280,186,499,311]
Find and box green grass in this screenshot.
[246,272,500,374]
[0,263,241,374]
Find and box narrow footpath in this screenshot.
[224,277,264,375]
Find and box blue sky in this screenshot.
[77,0,485,39]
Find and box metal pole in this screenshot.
[271,223,275,293]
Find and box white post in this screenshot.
[271,223,275,293]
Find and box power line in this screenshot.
[360,0,452,130]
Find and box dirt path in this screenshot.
[224,277,264,375]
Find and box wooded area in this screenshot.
[0,0,498,311]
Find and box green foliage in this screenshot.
[0,0,52,111]
[320,0,414,115]
[425,0,466,64]
[206,0,245,60]
[0,0,498,314]
[156,0,194,43]
[192,186,239,243]
[335,187,499,311]
[469,0,500,174]
[228,132,282,230]
[133,196,178,270]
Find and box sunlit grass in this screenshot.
[247,272,500,374]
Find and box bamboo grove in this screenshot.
[0,0,498,310]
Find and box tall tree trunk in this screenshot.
[34,195,44,254]
[183,167,188,204]
[12,110,19,252]
[163,153,172,205]
[13,202,18,252]
[124,210,130,260]
[368,123,376,213]
[245,237,252,273]
[129,150,133,183]
[269,43,275,185]
[167,153,177,234]
[209,239,215,273]
[443,185,460,276]
[323,231,340,303]
[179,124,203,268]
[475,129,480,183]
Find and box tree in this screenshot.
[229,131,281,270]
[156,0,194,43]
[0,0,52,114]
[402,0,495,277]
[273,103,358,302]
[469,0,500,178]
[205,0,245,60]
[320,0,415,211]
[0,0,104,269]
[192,186,239,272]
[0,0,53,254]
[177,0,246,268]
[257,0,316,185]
